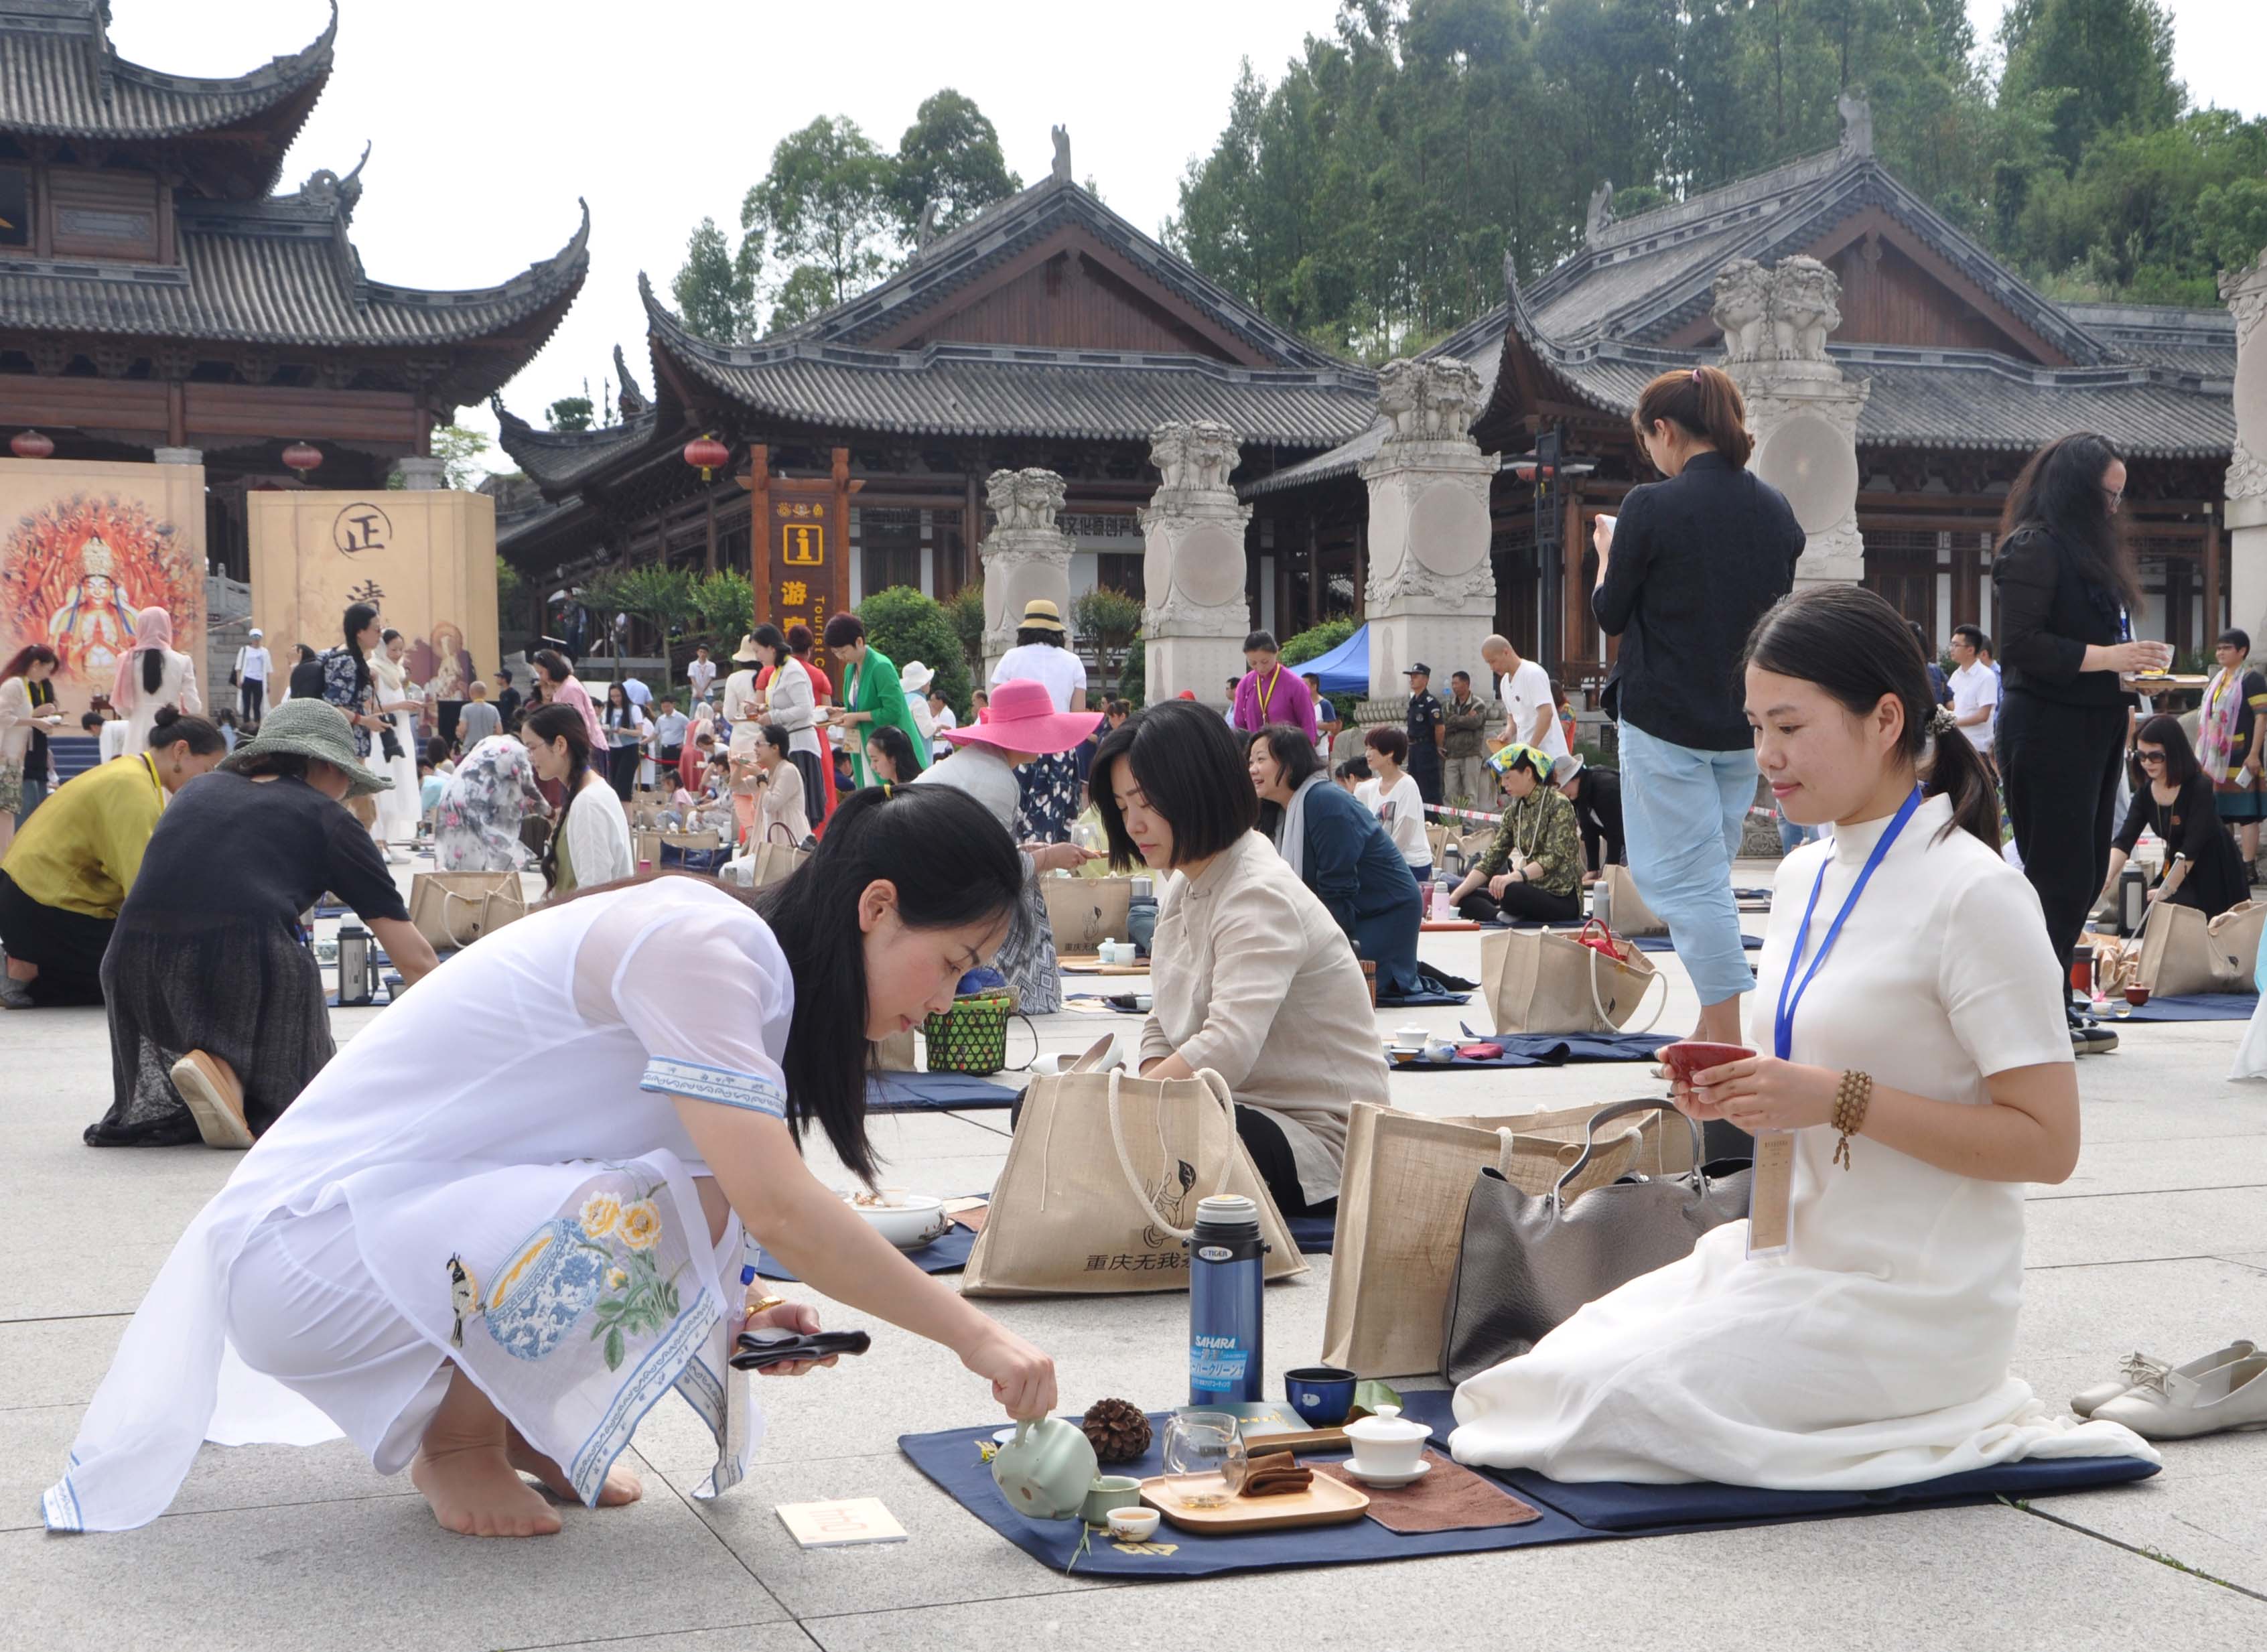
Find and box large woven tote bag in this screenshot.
[961,1066,1306,1297]
[1320,1102,1659,1379]
[1481,921,1664,1034]
[407,870,528,953]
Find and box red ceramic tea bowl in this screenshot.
[1659,1041,1757,1085]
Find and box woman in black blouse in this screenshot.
[86,701,440,1150]
[1991,433,2173,1054]
[2102,715,2247,921]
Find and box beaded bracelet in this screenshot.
[1831,1070,1873,1170]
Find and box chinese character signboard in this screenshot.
[741,445,860,683]
[247,489,498,706]
[0,456,206,722]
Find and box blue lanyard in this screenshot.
[1773,788,1922,1060]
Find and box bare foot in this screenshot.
[410,1442,563,1538]
[506,1425,642,1508]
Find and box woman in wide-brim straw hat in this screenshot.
[913,677,1105,1012]
[85,698,443,1152]
[987,597,1089,843]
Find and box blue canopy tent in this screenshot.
[1296,624,1369,699]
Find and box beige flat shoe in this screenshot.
[2095,1352,2267,1440]
[2071,1340,2257,1418]
[170,1050,253,1150]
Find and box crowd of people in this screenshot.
[15,372,2251,1545]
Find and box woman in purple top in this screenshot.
[1231,630,1318,742]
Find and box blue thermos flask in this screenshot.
[1186,1194,1269,1405]
[1125,876,1158,959]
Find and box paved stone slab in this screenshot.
[2023,1186,2267,1269]
[514,1632,818,1652]
[2045,1477,2267,1598]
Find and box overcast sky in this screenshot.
[109,1,2267,480]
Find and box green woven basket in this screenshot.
[922,989,1021,1075]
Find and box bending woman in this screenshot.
[522,702,632,896]
[2102,713,2248,920]
[1246,724,1422,1000]
[433,736,547,872]
[1447,743,1584,924]
[46,784,1056,1536]
[1098,704,1390,1217]
[1450,583,2152,1489]
[88,701,441,1150]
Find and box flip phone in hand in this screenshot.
[730,1328,872,1369]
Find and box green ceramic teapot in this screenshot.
[990,1416,1099,1522]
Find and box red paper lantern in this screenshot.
[683,433,730,482]
[10,429,53,459]
[281,439,323,475]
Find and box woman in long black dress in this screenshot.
[88,701,441,1150]
[2100,713,2248,921]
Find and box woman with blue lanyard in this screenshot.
[1451,585,2152,1489]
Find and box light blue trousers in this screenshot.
[1617,719,1757,1007]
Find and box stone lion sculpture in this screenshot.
[1770,257,1842,363]
[1712,259,1773,362]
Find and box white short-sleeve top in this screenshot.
[991,642,1086,711]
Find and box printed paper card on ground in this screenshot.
[776,1497,908,1547]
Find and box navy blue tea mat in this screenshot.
[2116,992,2256,1023]
[898,1388,2157,1580]
[865,1072,1020,1111]
[750,1210,1335,1282]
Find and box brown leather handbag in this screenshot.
[1439,1099,1752,1384]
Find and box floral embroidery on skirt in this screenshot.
[1014,749,1080,844]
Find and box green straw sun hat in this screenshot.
[219,698,393,797]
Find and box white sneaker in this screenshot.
[2071,1341,2256,1418]
[2094,1351,2267,1440]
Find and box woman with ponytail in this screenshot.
[113,606,201,756]
[1592,364,1806,1045]
[521,701,631,896]
[1451,583,2148,1491]
[50,782,1056,1541]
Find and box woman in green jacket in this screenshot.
[822,615,927,790]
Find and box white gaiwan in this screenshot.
[1343,1403,1430,1478]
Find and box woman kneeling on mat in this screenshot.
[1095,703,1390,1219]
[1446,743,1584,924]
[1450,584,2152,1488]
[47,784,1056,1537]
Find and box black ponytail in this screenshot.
[1746,585,2000,850]
[342,602,378,695]
[141,645,165,695]
[525,701,596,890]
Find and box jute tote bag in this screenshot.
[1041,876,1134,953]
[1320,1102,1659,1378]
[1598,864,1667,937]
[407,870,529,952]
[961,1066,1306,1297]
[2137,898,2265,996]
[1481,922,1664,1035]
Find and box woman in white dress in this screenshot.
[522,703,634,897]
[44,783,1054,1537]
[114,605,201,756]
[368,629,424,862]
[1450,584,2154,1489]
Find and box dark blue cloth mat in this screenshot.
[866,1071,1020,1111]
[750,1223,976,1282]
[1375,988,1472,1008]
[899,1387,2158,1580]
[2118,991,2256,1022]
[1286,1213,1335,1253]
[1389,1028,1677,1070]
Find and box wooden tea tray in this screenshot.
[1420,919,1481,932]
[1139,1472,1369,1534]
[1057,954,1150,975]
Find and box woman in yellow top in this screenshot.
[0,707,227,1008]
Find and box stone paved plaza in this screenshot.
[6,864,2267,1650]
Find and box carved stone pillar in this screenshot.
[1715,256,1871,589]
[1139,420,1251,706]
[1357,357,1495,698]
[392,456,449,491]
[977,467,1073,681]
[2224,250,2267,645]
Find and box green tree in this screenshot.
[1072,586,1144,696]
[688,569,754,655]
[582,565,697,663]
[1999,0,2181,168]
[893,90,1022,238]
[545,396,594,433]
[856,586,975,723]
[1279,616,1357,667]
[744,116,898,324]
[768,263,840,331]
[943,583,987,682]
[390,423,490,490]
[671,215,764,342]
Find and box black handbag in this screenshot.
[1440,1099,1753,1384]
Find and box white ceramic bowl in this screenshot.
[846,1192,951,1249]
[1107,1507,1161,1541]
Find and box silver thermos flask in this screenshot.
[2118,866,2148,937]
[337,922,375,1007]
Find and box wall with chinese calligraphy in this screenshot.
[247,489,498,702]
[764,490,847,681]
[0,456,206,722]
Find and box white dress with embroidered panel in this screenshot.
[44,876,789,1533]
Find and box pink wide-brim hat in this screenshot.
[947,677,1101,756]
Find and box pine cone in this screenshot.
[1081,1397,1152,1465]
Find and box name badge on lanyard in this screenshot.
[1748,787,1923,1260]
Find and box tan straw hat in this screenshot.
[732,633,764,663]
[1017,598,1067,634]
